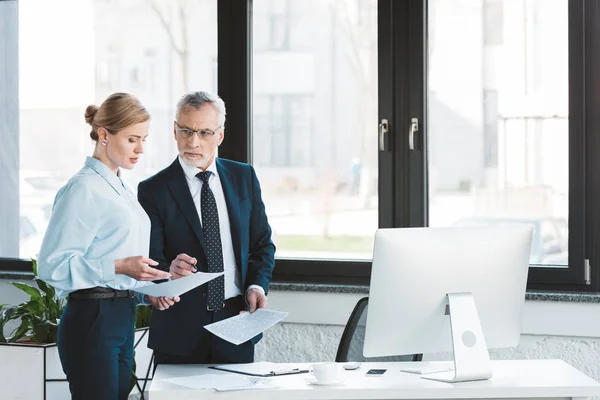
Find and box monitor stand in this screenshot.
[402,292,493,383]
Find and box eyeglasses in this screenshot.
[175,121,222,139]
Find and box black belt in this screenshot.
[207,295,244,312]
[69,287,135,300]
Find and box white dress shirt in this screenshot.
[178,156,264,300]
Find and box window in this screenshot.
[254,95,313,167]
[4,0,600,293]
[252,0,378,260]
[428,0,569,269]
[0,0,218,259]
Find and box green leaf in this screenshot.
[11,283,42,302]
[0,304,11,343]
[1,306,17,322]
[35,279,51,295]
[21,299,45,315]
[31,259,38,277]
[10,321,31,343]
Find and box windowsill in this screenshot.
[4,272,600,338]
[0,271,34,280]
[270,282,600,303]
[3,272,599,303]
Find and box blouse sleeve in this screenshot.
[37,182,116,292]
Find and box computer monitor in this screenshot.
[363,225,533,383]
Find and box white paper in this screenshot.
[163,373,282,391]
[204,309,288,345]
[134,271,223,298]
[215,377,282,392]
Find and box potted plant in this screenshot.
[0,259,65,344]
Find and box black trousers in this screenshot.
[153,298,254,366]
[57,297,136,400]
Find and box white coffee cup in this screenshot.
[309,362,342,382]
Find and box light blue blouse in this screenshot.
[38,156,151,304]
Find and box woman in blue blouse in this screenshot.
[38,93,178,400]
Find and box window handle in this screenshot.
[379,119,389,151]
[409,117,419,151]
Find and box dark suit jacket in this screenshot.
[138,157,275,356]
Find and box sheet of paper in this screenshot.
[163,373,282,391]
[134,271,223,298]
[204,309,288,345]
[215,377,282,392]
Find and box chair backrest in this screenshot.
[335,297,423,362]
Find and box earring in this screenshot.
[102,141,107,146]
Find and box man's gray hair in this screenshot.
[175,91,226,127]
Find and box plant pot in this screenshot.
[0,328,153,400]
[0,341,69,400]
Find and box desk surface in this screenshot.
[150,360,600,400]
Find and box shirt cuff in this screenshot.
[246,285,265,296]
[100,259,116,284]
[245,285,265,306]
[135,292,151,306]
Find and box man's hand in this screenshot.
[169,253,197,280]
[148,295,180,311]
[246,288,268,313]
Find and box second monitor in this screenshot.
[363,225,533,383]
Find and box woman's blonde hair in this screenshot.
[85,93,150,141]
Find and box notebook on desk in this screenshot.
[209,362,309,377]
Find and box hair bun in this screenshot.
[85,105,99,125]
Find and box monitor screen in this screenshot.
[364,225,533,359]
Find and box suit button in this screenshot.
[202,293,207,297]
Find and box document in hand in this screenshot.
[204,309,288,345]
[134,271,223,298]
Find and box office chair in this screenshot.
[335,297,423,362]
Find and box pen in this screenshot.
[270,368,300,375]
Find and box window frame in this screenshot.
[217,0,598,292]
[2,0,600,294]
[525,0,588,291]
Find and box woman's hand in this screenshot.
[114,256,170,281]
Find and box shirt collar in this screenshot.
[85,156,126,194]
[178,156,219,181]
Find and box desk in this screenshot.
[149,360,600,400]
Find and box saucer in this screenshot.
[304,376,345,386]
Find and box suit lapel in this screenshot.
[216,159,242,269]
[166,159,207,252]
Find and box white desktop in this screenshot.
[363,225,533,383]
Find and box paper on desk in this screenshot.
[134,272,223,298]
[204,309,288,345]
[163,373,282,391]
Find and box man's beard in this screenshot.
[181,151,214,168]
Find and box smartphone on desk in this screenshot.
[365,369,387,377]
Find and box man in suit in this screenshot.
[138,91,275,365]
